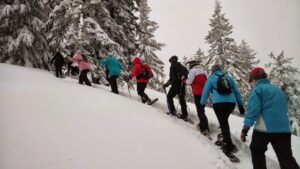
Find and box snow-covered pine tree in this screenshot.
[0,0,51,69]
[83,0,141,86]
[45,0,141,85]
[205,1,260,108]
[205,0,235,73]
[234,40,259,103]
[266,51,300,136]
[194,47,210,73]
[137,0,165,91]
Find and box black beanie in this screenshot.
[169,55,178,63]
[211,64,222,73]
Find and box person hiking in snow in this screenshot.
[240,67,299,169]
[163,55,188,120]
[69,51,92,86]
[200,64,245,154]
[185,60,209,134]
[128,57,154,104]
[50,51,65,78]
[98,54,121,94]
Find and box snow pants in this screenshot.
[194,95,209,132]
[212,102,235,151]
[55,65,63,78]
[167,83,187,116]
[79,69,92,86]
[137,82,150,103]
[250,131,300,169]
[109,75,119,94]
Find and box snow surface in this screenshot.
[0,63,299,169]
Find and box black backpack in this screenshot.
[137,64,153,79]
[215,74,232,94]
[177,64,189,80]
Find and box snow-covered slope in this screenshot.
[0,63,299,169]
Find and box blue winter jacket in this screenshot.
[200,70,243,106]
[243,79,291,133]
[99,55,121,77]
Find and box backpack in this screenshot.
[137,64,153,79]
[176,64,189,80]
[215,74,232,94]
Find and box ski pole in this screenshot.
[163,86,167,94]
[127,82,131,98]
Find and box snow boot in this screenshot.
[146,99,152,104]
[142,98,147,104]
[178,114,188,121]
[222,144,238,154]
[201,129,209,135]
[167,111,176,116]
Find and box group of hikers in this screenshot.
[51,51,299,169]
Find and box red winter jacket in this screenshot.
[130,57,150,83]
[69,52,91,71]
[185,65,207,95]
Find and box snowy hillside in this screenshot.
[0,63,299,169]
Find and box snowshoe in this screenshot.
[147,98,158,105]
[176,114,194,124]
[201,129,212,140]
[215,133,224,146]
[223,151,240,163]
[166,111,176,116]
[177,114,188,121]
[221,144,238,154]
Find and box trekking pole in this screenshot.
[177,81,184,111]
[163,86,167,94]
[127,82,132,98]
[163,85,171,114]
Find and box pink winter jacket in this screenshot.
[69,52,91,71]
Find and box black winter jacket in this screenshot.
[51,52,65,67]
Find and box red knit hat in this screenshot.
[249,67,267,83]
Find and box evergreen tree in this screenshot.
[234,40,259,103]
[205,1,260,107]
[194,47,210,73]
[137,0,165,91]
[266,51,300,136]
[205,0,235,72]
[0,0,51,69]
[45,0,141,85]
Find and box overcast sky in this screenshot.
[148,0,300,75]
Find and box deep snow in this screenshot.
[0,63,299,169]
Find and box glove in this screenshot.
[238,105,245,115]
[124,75,131,82]
[125,75,132,81]
[240,126,250,142]
[163,83,169,88]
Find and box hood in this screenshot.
[132,57,141,65]
[73,52,83,61]
[212,70,224,76]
